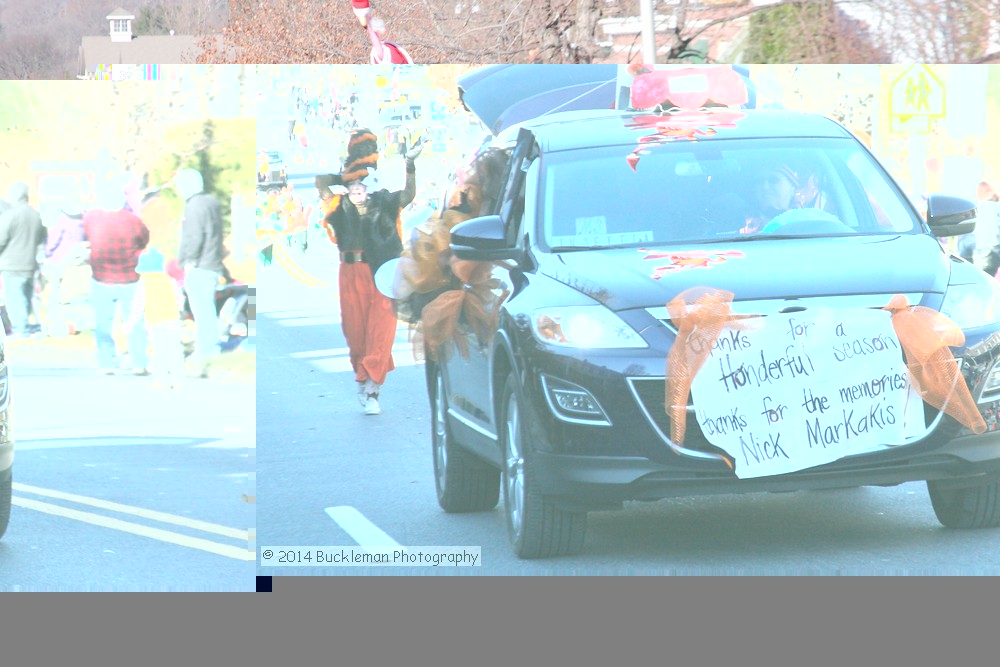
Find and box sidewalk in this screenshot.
[4,331,255,383]
[5,331,255,438]
[6,330,257,513]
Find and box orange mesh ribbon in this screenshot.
[665,287,759,466]
[421,259,500,361]
[666,287,736,445]
[395,223,453,296]
[883,295,986,434]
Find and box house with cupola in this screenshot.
[77,6,207,79]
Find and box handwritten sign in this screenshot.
[689,308,925,479]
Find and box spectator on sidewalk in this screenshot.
[42,198,87,338]
[0,181,46,339]
[174,168,225,379]
[134,248,184,389]
[82,182,150,375]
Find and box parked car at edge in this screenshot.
[1,334,13,539]
[257,151,288,190]
[425,65,1000,558]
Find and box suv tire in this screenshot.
[927,475,1000,529]
[500,373,586,558]
[431,367,499,513]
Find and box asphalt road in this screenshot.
[257,240,1000,576]
[1,333,256,591]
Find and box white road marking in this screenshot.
[12,496,254,561]
[292,343,419,359]
[13,483,250,540]
[290,348,348,359]
[16,433,254,450]
[312,355,423,374]
[270,316,344,327]
[324,506,401,547]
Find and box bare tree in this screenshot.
[161,0,229,35]
[0,0,232,78]
[594,1,998,65]
[0,33,69,79]
[199,0,609,63]
[184,0,1000,65]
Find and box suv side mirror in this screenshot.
[450,215,519,261]
[926,195,977,237]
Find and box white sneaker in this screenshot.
[357,382,367,406]
[364,395,381,415]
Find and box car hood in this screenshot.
[539,234,951,312]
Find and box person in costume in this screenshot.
[316,129,422,415]
[352,0,373,26]
[350,0,413,63]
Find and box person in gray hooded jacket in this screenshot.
[0,182,46,338]
[174,168,224,377]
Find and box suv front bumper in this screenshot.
[534,428,1000,510]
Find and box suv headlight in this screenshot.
[531,306,647,348]
[941,279,1000,330]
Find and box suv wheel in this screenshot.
[500,373,586,558]
[431,367,499,512]
[0,470,11,540]
[927,475,1000,529]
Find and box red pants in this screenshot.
[339,261,396,385]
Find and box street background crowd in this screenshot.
[0,72,257,590]
[1,74,256,384]
[255,65,487,267]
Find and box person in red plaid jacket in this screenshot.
[82,182,151,375]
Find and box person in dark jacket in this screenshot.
[317,129,420,415]
[0,182,46,339]
[174,168,225,378]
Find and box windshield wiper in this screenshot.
[550,245,618,252]
[697,233,837,244]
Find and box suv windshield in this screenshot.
[540,137,921,250]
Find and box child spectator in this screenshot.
[135,248,184,389]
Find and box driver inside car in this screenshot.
[740,161,826,234]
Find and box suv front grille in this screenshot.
[627,377,728,460]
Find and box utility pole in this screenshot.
[640,0,657,64]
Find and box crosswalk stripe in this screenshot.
[325,506,401,547]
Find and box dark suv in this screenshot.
[425,66,1000,558]
[1,336,12,539]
